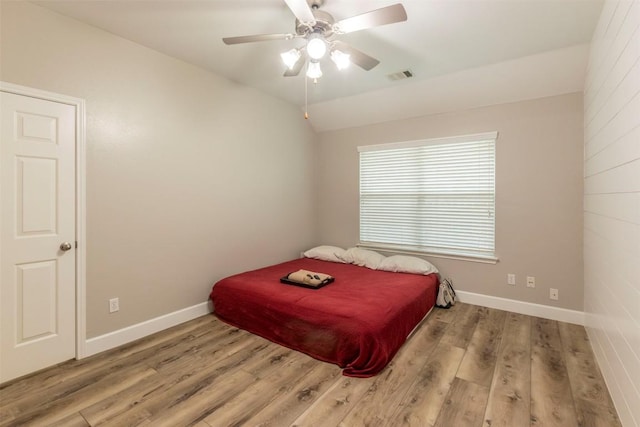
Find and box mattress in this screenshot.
[210,258,438,377]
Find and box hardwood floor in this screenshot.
[0,303,621,427]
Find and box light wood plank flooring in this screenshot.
[0,303,621,427]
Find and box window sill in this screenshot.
[357,243,499,265]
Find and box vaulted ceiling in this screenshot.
[33,0,603,130]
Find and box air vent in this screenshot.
[387,70,413,81]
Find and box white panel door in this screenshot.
[0,91,76,383]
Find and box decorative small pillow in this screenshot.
[378,255,439,275]
[303,245,349,263]
[345,247,386,269]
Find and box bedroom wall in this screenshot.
[0,1,318,338]
[583,1,639,426]
[316,93,585,311]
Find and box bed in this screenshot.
[210,256,439,377]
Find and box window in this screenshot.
[358,132,497,262]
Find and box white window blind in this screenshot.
[358,132,497,260]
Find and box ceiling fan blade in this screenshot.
[335,3,407,34]
[333,41,380,71]
[284,55,306,77]
[223,33,294,45]
[284,0,316,25]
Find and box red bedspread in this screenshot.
[209,258,438,377]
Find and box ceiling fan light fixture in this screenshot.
[330,49,350,70]
[306,35,327,60]
[306,61,323,79]
[280,48,301,69]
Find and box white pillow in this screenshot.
[345,247,386,269]
[303,245,349,263]
[378,255,439,275]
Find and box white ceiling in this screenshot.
[33,0,603,129]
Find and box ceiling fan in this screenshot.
[222,0,407,80]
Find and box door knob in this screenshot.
[60,242,73,251]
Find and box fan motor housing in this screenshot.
[295,9,335,38]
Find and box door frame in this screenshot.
[1,81,87,359]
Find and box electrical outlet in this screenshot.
[109,298,119,313]
[550,288,559,300]
[527,276,536,288]
[507,274,516,286]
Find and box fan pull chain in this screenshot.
[304,75,309,119]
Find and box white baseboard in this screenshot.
[83,301,212,358]
[82,293,583,359]
[456,291,585,325]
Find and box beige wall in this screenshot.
[583,1,640,425]
[0,1,318,337]
[317,93,584,310]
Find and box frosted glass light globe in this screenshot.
[280,49,301,69]
[331,50,350,70]
[306,37,327,60]
[306,61,322,79]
